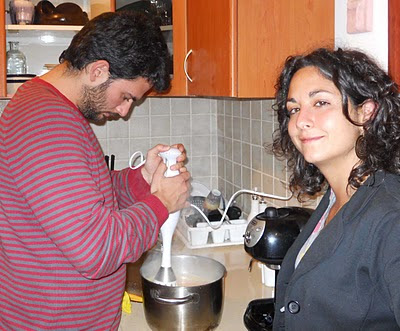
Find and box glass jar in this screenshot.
[10,0,35,25]
[6,41,27,75]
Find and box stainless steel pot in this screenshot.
[140,253,226,331]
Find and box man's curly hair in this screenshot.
[59,11,171,93]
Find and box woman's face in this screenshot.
[286,66,363,172]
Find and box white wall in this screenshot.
[335,0,388,70]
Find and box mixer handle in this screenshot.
[151,289,199,305]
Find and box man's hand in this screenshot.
[151,163,191,213]
[141,143,190,213]
[141,144,187,185]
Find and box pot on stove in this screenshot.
[244,206,313,266]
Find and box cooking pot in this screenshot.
[140,252,226,331]
[244,207,313,265]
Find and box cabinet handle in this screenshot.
[183,49,193,82]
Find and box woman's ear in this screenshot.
[360,99,377,123]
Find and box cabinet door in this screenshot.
[237,0,334,98]
[389,0,399,84]
[185,0,334,98]
[186,0,235,97]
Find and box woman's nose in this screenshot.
[295,108,313,129]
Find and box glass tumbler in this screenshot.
[12,0,35,24]
[6,41,27,75]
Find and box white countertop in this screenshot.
[120,234,273,331]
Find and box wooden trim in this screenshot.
[0,0,6,97]
[388,0,400,84]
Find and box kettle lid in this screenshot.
[256,207,290,220]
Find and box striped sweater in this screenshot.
[0,78,168,330]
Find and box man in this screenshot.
[0,11,191,330]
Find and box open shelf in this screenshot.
[6,24,83,31]
[6,24,172,32]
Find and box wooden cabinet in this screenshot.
[389,0,399,85]
[182,0,334,98]
[0,0,334,99]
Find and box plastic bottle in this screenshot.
[247,188,259,222]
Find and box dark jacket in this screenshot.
[273,171,400,330]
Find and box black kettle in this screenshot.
[243,206,313,331]
[244,206,313,265]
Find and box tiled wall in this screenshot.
[90,97,219,190]
[215,99,318,215]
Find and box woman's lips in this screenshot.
[300,136,323,143]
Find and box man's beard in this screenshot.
[77,80,114,123]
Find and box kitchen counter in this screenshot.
[119,234,273,331]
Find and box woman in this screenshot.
[271,48,400,330]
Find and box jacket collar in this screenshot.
[287,170,386,283]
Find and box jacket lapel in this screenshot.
[288,171,386,283]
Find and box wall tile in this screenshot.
[241,118,251,143]
[224,137,233,160]
[171,114,190,136]
[151,115,170,137]
[108,118,129,138]
[133,98,150,116]
[262,99,274,122]
[150,98,170,116]
[129,138,150,162]
[232,117,241,140]
[242,100,251,119]
[251,120,262,145]
[109,138,130,160]
[130,116,149,137]
[224,114,232,139]
[171,98,190,115]
[91,122,107,139]
[232,140,242,164]
[191,114,211,136]
[217,114,224,137]
[191,136,211,156]
[191,156,211,177]
[242,143,251,168]
[192,98,211,114]
[251,100,262,120]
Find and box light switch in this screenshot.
[347,0,373,34]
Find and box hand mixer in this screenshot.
[153,148,182,286]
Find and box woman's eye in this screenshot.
[287,107,299,116]
[315,100,329,107]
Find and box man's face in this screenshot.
[78,77,152,123]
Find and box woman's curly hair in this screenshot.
[272,47,400,201]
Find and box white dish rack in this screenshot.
[176,216,248,249]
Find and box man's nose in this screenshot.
[116,100,132,117]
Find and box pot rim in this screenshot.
[140,253,227,287]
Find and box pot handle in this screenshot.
[151,289,199,305]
